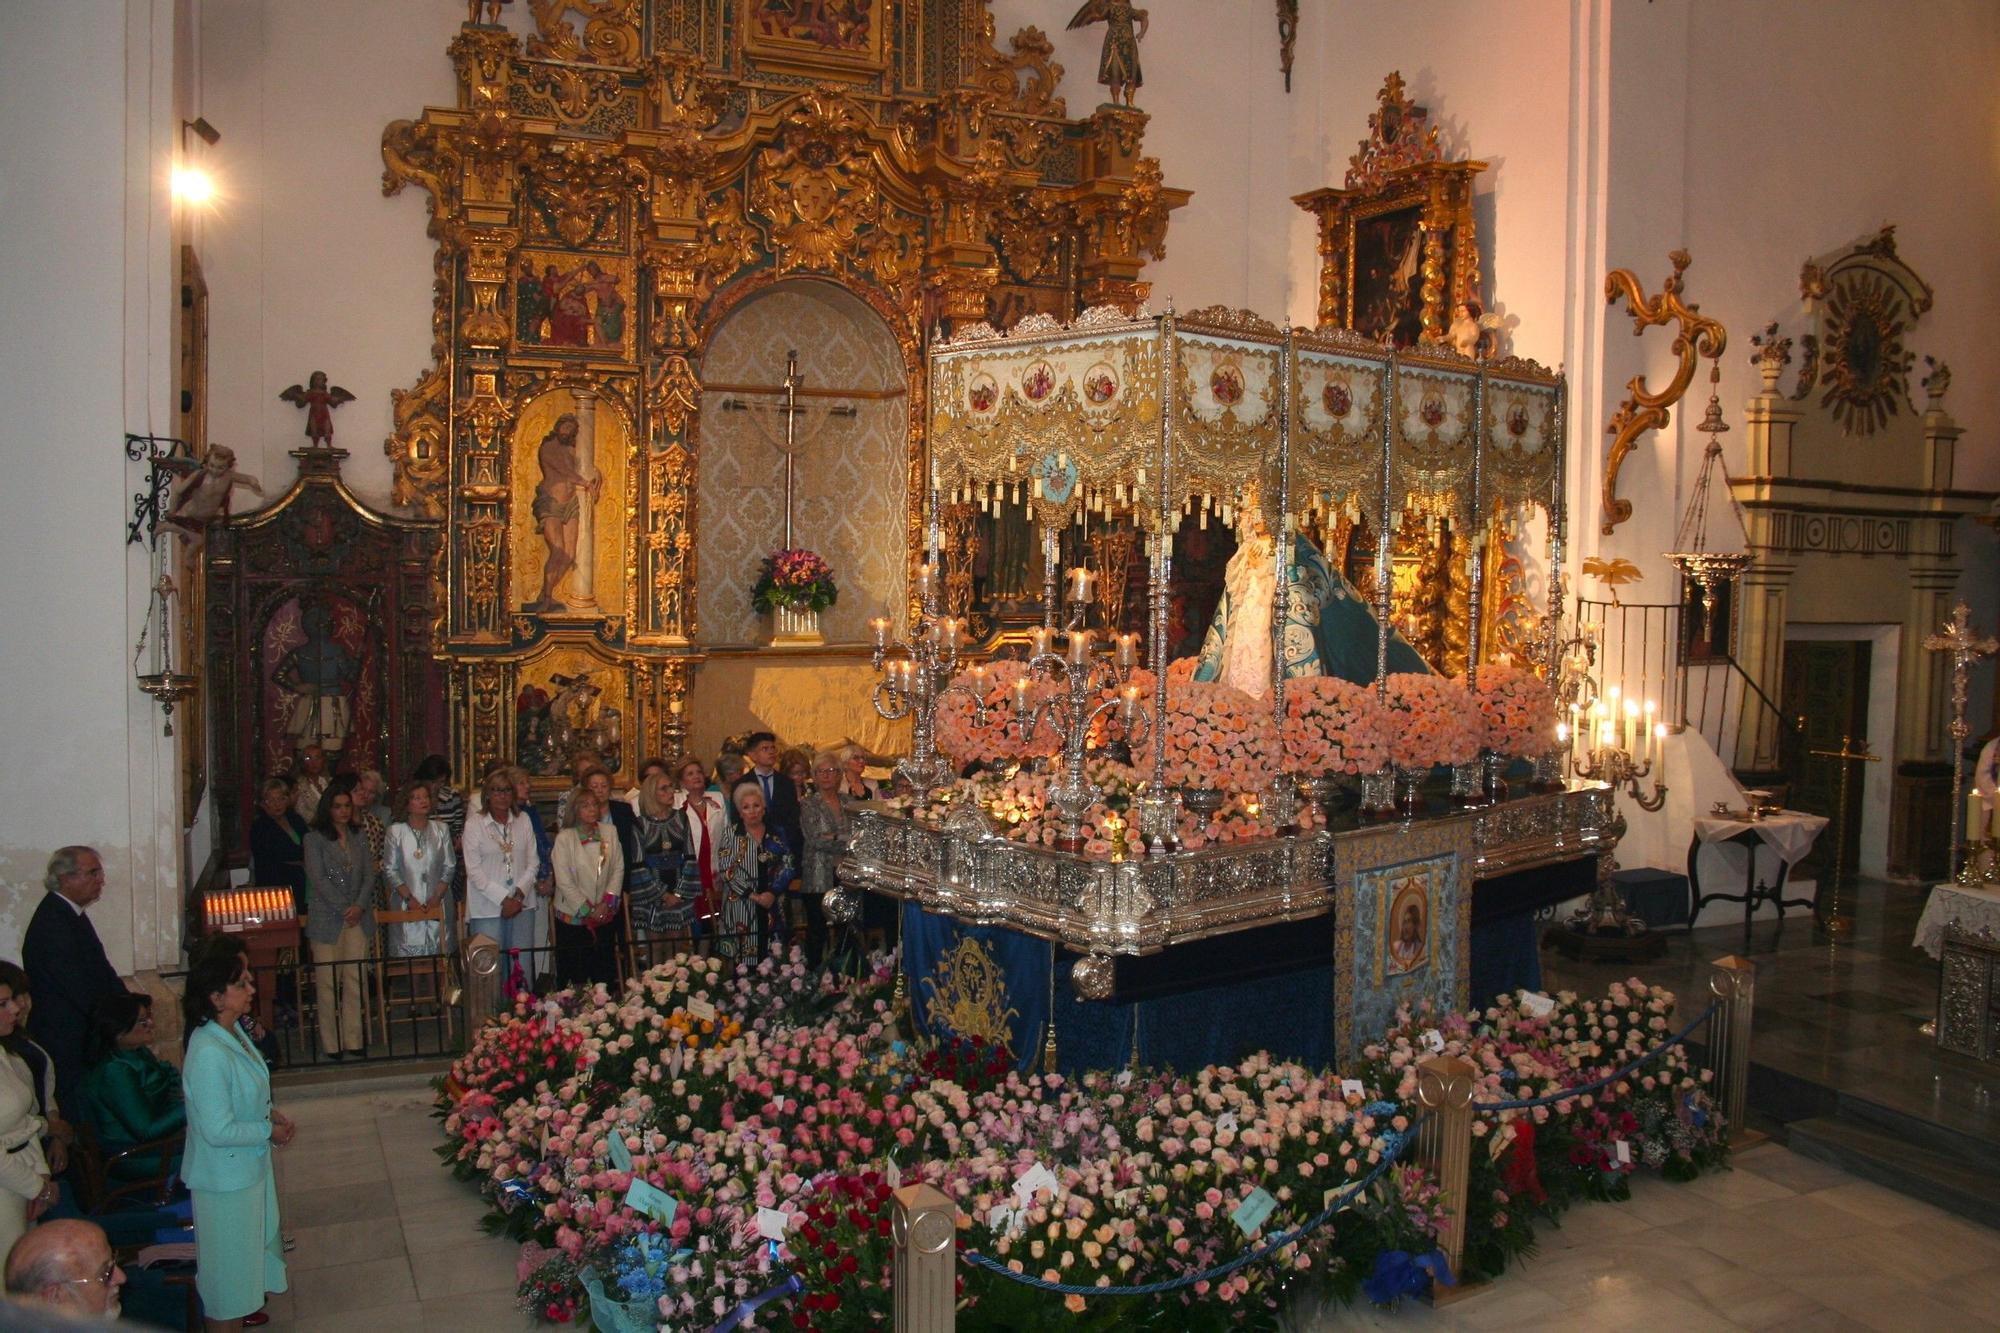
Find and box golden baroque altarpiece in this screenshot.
[380,0,1188,785]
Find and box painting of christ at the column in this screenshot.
[510,388,628,618]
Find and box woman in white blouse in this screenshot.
[0,974,55,1256]
[551,790,624,987]
[666,755,725,943]
[383,782,456,957]
[461,772,545,978]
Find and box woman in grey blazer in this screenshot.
[303,776,375,1060]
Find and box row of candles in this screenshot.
[204,887,298,929]
[1556,685,1666,768]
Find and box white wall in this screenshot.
[197,0,460,513]
[0,0,183,976]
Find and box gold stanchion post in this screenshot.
[890,1182,958,1332]
[1706,956,1761,1147]
[1415,1054,1478,1302]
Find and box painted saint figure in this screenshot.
[1067,0,1148,107]
[584,262,624,347]
[278,371,356,448]
[1387,897,1427,975]
[531,413,599,611]
[273,601,359,758]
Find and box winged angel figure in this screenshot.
[1067,0,1149,107]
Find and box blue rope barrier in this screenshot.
[710,1270,803,1333]
[957,1120,1423,1299]
[1470,998,1719,1114]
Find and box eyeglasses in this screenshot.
[61,1261,120,1289]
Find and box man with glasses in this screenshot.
[3,1219,125,1319]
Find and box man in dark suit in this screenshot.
[743,732,800,853]
[22,847,128,1112]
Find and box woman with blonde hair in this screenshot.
[551,788,624,986]
[629,769,693,945]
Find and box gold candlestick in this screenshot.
[1807,734,1879,939]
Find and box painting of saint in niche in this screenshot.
[515,253,629,353]
[751,0,874,52]
[1381,869,1433,981]
[261,592,380,776]
[1351,204,1447,349]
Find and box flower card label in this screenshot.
[1230,1187,1278,1237]
[885,1159,903,1189]
[1614,1140,1631,1164]
[668,1046,686,1077]
[1114,1068,1133,1088]
[1340,1078,1366,1101]
[1519,991,1557,1019]
[1216,1112,1239,1136]
[623,1178,678,1225]
[686,997,718,1023]
[1012,1163,1059,1206]
[1420,1029,1446,1055]
[987,1203,1024,1236]
[754,1207,791,1241]
[607,1132,633,1174]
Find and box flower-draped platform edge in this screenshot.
[437,951,1725,1330]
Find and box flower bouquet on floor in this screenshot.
[754,547,837,646]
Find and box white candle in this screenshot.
[1067,628,1093,666]
[915,563,934,598]
[1115,632,1139,668]
[1029,626,1053,658]
[1012,675,1032,717]
[1066,566,1095,604]
[870,616,889,649]
[1119,683,1141,724]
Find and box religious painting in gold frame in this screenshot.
[1294,72,1484,345]
[744,0,888,76]
[509,386,630,620]
[511,251,635,360]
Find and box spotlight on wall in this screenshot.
[182,117,220,147]
[171,165,215,205]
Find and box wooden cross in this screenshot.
[1925,602,1998,879]
[1807,734,1879,924]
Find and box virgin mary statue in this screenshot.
[1193,499,1428,697]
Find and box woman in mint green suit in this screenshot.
[181,936,293,1331]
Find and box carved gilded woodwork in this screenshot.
[1601,250,1727,536]
[382,1,1185,786]
[1294,73,1484,345]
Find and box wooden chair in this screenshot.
[373,907,455,1049]
[70,1120,184,1216]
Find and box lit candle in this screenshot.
[1652,721,1667,765]
[1642,700,1657,763]
[1067,628,1093,666]
[1119,682,1141,724]
[970,662,988,688]
[940,616,961,647]
[1066,566,1096,604]
[1029,626,1053,658]
[1115,632,1139,668]
[870,616,889,649]
[1623,697,1639,755]
[915,563,934,599]
[1012,675,1032,717]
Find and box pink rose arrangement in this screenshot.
[1281,676,1393,776]
[1379,673,1481,770]
[1466,665,1557,759]
[752,547,838,613]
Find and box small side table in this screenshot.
[1686,810,1829,940]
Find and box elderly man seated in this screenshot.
[4,1219,125,1320]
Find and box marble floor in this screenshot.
[1543,875,1999,1141]
[256,1076,2000,1332]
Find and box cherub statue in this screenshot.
[1447,300,1503,360]
[278,370,356,448]
[1067,0,1149,107]
[161,444,263,547]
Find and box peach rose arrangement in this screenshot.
[1380,673,1481,770]
[1466,665,1557,759]
[934,659,1061,768]
[1281,676,1394,776]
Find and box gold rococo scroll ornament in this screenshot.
[380,0,1187,785]
[1601,250,1727,536]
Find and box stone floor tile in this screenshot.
[283,1255,416,1320]
[284,1216,411,1273]
[410,1238,526,1302]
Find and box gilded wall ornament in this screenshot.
[1600,250,1726,536]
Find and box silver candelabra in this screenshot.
[1010,572,1150,851]
[868,563,984,806]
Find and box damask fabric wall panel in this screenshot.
[698,284,908,645]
